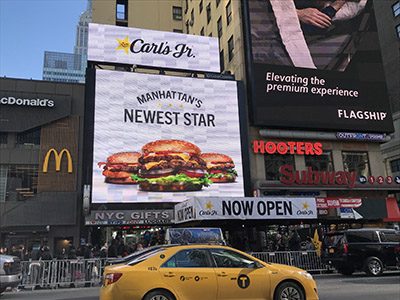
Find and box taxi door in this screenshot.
[209,248,271,300]
[160,248,217,300]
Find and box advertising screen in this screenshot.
[92,69,244,203]
[88,23,220,73]
[245,0,393,133]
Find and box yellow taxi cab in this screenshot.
[100,244,319,300]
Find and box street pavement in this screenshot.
[1,271,399,300]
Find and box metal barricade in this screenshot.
[250,251,329,272]
[20,258,105,290]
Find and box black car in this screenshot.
[322,228,400,276]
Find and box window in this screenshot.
[116,0,128,21]
[265,153,295,181]
[220,50,225,71]
[172,6,183,20]
[396,24,400,38]
[393,1,400,17]
[390,159,400,173]
[0,132,7,146]
[206,3,211,24]
[342,151,370,177]
[217,17,223,38]
[173,29,183,33]
[4,164,38,201]
[199,0,203,13]
[305,151,334,172]
[210,249,258,268]
[216,0,221,7]
[200,27,204,36]
[162,249,211,268]
[226,0,232,25]
[228,35,234,61]
[191,9,194,23]
[379,231,400,243]
[16,127,41,147]
[209,32,213,37]
[346,231,379,243]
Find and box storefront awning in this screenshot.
[384,197,400,222]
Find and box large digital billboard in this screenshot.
[92,69,244,203]
[88,23,220,73]
[245,0,393,133]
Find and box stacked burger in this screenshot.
[137,140,210,192]
[99,140,238,192]
[98,152,141,184]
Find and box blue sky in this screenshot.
[0,0,87,80]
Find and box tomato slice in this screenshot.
[181,169,206,178]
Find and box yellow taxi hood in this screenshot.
[268,263,305,273]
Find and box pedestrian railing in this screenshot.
[20,258,106,290]
[250,250,330,272]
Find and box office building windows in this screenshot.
[226,0,232,25]
[265,154,295,181]
[172,6,183,20]
[191,9,194,23]
[342,151,370,177]
[396,24,400,38]
[217,17,223,38]
[206,3,211,24]
[16,127,41,147]
[305,151,334,172]
[228,35,234,61]
[200,27,204,36]
[4,165,38,201]
[116,0,128,23]
[186,20,189,33]
[390,159,400,173]
[393,1,400,17]
[199,0,203,13]
[216,0,221,7]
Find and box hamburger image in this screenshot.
[98,152,141,184]
[133,140,211,192]
[200,153,237,183]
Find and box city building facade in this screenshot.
[88,0,400,251]
[0,78,85,256]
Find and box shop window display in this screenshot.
[342,151,370,177]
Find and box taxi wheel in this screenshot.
[144,290,175,300]
[274,282,305,300]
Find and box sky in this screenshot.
[0,0,87,80]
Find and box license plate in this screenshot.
[329,248,335,254]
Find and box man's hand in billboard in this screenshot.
[297,8,332,29]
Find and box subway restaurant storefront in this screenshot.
[0,77,85,257]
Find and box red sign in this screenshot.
[316,197,362,209]
[280,165,357,188]
[253,140,323,155]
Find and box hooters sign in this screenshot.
[42,148,73,173]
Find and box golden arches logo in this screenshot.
[42,148,73,173]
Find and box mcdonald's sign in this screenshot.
[42,148,73,173]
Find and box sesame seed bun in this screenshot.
[200,153,234,164]
[106,152,141,164]
[142,140,201,155]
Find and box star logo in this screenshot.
[302,202,310,210]
[205,201,213,210]
[116,36,130,54]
